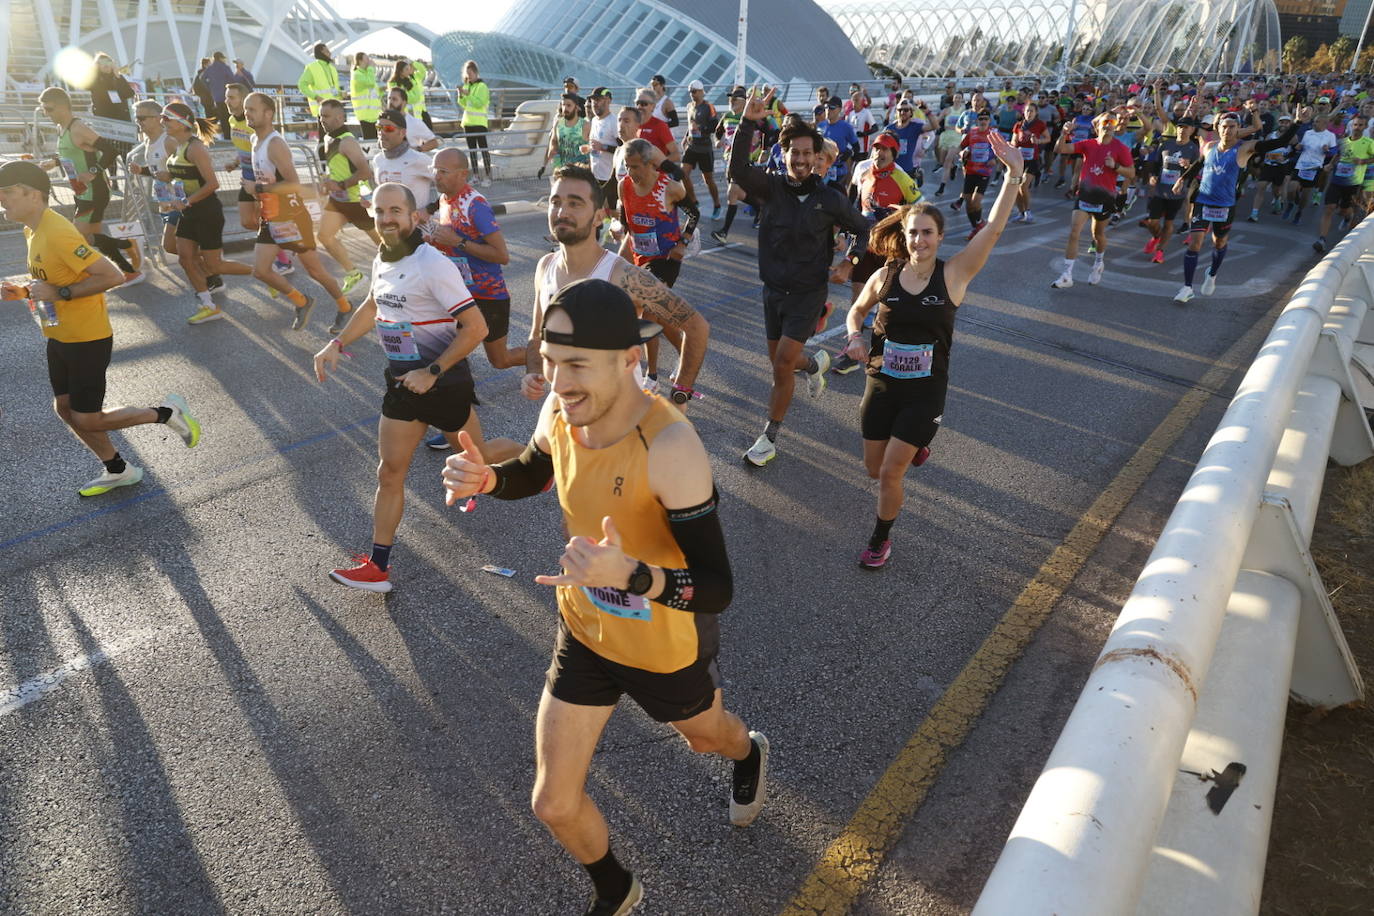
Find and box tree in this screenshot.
[1309,42,1336,72]
[1332,34,1356,71]
[1283,35,1310,72]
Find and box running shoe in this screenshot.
[1200,271,1217,296]
[187,305,224,324]
[912,446,931,467]
[205,274,224,292]
[1247,210,1259,223]
[327,310,351,336]
[808,351,830,399]
[1051,273,1074,290]
[329,555,392,593]
[1011,212,1026,223]
[859,539,892,569]
[291,295,315,331]
[1271,200,1283,214]
[950,198,964,211]
[272,256,295,276]
[79,464,143,497]
[1087,243,1097,255]
[340,270,364,295]
[751,215,760,229]
[1151,250,1164,264]
[425,432,450,450]
[1054,177,1065,189]
[1144,237,1158,254]
[744,434,776,467]
[1312,238,1327,254]
[585,875,643,916]
[815,300,834,335]
[1173,285,1195,303]
[710,229,728,246]
[1107,213,1121,227]
[710,205,723,221]
[1088,261,1105,285]
[1023,212,1034,224]
[1291,211,1303,226]
[967,221,986,240]
[935,182,945,195]
[830,353,862,375]
[914,167,924,187]
[1313,191,1324,206]
[161,393,201,447]
[729,731,770,827]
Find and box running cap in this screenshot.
[590,86,612,100]
[729,87,748,99]
[897,99,914,110]
[688,79,704,92]
[872,132,900,151]
[377,109,406,129]
[542,279,662,350]
[825,97,842,109]
[1176,116,1200,128]
[1278,113,1294,121]
[0,159,52,196]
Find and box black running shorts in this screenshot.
[73,174,111,224]
[1075,185,1118,220]
[175,197,226,250]
[47,335,112,413]
[324,197,376,230]
[473,297,511,342]
[645,257,682,289]
[1147,197,1183,221]
[859,373,946,448]
[380,371,476,432]
[546,619,719,723]
[1329,183,1360,210]
[683,146,714,173]
[762,284,828,343]
[962,173,990,195]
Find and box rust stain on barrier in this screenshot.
[1094,646,1199,704]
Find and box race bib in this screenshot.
[631,230,661,257]
[1020,147,1034,160]
[1160,168,1181,185]
[1298,167,1318,181]
[266,219,302,244]
[108,90,122,104]
[447,254,474,286]
[582,586,651,621]
[237,149,254,177]
[881,340,934,379]
[1335,161,1355,179]
[1201,205,1230,222]
[376,319,421,361]
[971,145,990,163]
[1077,200,1104,213]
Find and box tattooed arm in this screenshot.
[613,260,710,390]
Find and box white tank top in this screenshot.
[143,132,173,173]
[539,249,647,388]
[251,129,284,183]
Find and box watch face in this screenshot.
[671,390,689,404]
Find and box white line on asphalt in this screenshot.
[0,631,151,718]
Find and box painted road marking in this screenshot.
[780,293,1290,915]
[0,631,153,718]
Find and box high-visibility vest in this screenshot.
[298,59,341,117]
[409,60,427,116]
[351,65,382,124]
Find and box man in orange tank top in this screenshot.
[442,279,767,916]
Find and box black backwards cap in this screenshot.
[541,279,661,349]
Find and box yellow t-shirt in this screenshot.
[25,208,111,343]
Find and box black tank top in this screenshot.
[866,258,957,383]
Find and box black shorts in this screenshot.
[1023,157,1042,177]
[852,249,886,287]
[859,373,946,448]
[324,197,376,230]
[73,174,111,224]
[1292,167,1322,189]
[683,146,714,172]
[1329,183,1360,210]
[762,284,827,343]
[546,619,719,723]
[1147,197,1183,221]
[473,297,510,342]
[1075,185,1118,220]
[1136,159,1159,180]
[380,371,476,432]
[1189,203,1235,237]
[237,185,256,203]
[47,335,112,413]
[645,257,682,289]
[174,197,226,250]
[1260,164,1289,186]
[962,173,990,195]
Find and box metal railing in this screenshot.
[973,219,1374,915]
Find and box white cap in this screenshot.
[688,79,704,92]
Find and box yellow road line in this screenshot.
[781,300,1287,916]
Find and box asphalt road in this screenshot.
[0,174,1321,915]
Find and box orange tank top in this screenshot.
[550,394,714,673]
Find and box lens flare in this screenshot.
[53,47,97,89]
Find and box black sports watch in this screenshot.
[626,560,654,596]
[427,362,443,377]
[58,286,73,301]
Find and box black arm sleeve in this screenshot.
[665,108,680,128]
[657,158,684,182]
[1253,122,1299,155]
[679,196,700,238]
[728,117,771,202]
[656,489,732,614]
[1179,157,1204,183]
[489,438,555,500]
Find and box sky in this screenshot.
[329,0,515,58]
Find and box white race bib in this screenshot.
[631,231,661,257]
[266,220,302,244]
[582,586,652,621]
[1201,204,1230,222]
[1020,147,1034,160]
[1160,168,1181,185]
[376,319,421,361]
[1298,167,1318,181]
[1335,161,1355,179]
[881,339,934,379]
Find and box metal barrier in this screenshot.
[972,219,1374,915]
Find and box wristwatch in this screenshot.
[1006,174,1025,185]
[427,362,443,377]
[457,237,468,250]
[849,254,862,266]
[58,286,73,301]
[670,384,694,405]
[626,560,654,596]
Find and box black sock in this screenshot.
[370,542,392,571]
[802,354,818,374]
[584,848,632,903]
[968,209,982,228]
[103,452,126,475]
[93,234,133,272]
[732,737,762,803]
[153,406,173,424]
[721,204,738,234]
[764,419,781,443]
[869,516,895,550]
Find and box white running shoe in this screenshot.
[1200,271,1217,296]
[1173,285,1195,303]
[79,464,144,497]
[1051,273,1074,289]
[729,731,770,827]
[807,350,831,399]
[161,393,201,447]
[1088,261,1105,285]
[744,434,776,467]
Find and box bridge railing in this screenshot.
[973,215,1374,915]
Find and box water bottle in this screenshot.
[152,180,174,203]
[60,157,87,195]
[172,180,188,205]
[29,298,60,329]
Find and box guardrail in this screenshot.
[973,216,1374,915]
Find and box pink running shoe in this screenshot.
[912,446,931,467]
[859,540,892,570]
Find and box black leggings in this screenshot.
[94,233,134,272]
[358,120,378,140]
[465,125,492,176]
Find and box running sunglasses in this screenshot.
[160,112,194,127]
[378,122,400,133]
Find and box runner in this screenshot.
[244,90,352,333]
[935,95,965,195]
[817,98,861,192]
[35,87,140,282]
[1050,110,1135,289]
[127,100,214,284]
[522,165,710,412]
[709,88,752,245]
[956,110,996,237]
[1314,116,1374,253]
[226,83,293,278]
[887,99,924,185]
[1171,113,1296,303]
[727,89,869,466]
[371,109,435,210]
[541,93,590,177]
[0,160,200,497]
[159,102,254,324]
[1142,118,1199,265]
[649,73,679,127]
[682,80,723,218]
[312,182,520,592]
[385,87,439,152]
[1010,101,1049,221]
[1249,113,1295,221]
[635,88,682,162]
[586,87,620,215]
[440,278,766,916]
[1284,110,1336,226]
[617,138,698,289]
[1054,99,1095,191]
[316,98,380,294]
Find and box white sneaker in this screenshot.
[1051,273,1074,289]
[1023,212,1035,224]
[1173,285,1195,303]
[808,350,831,399]
[161,393,201,447]
[1200,271,1217,295]
[1088,261,1105,285]
[79,464,144,497]
[744,434,776,467]
[272,258,295,276]
[729,731,770,827]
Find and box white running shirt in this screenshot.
[370,242,476,385]
[1296,128,1337,171]
[372,147,435,209]
[589,115,619,182]
[538,249,647,388]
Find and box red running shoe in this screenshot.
[912,446,931,467]
[816,300,834,335]
[1151,250,1165,264]
[329,555,392,593]
[1144,237,1158,254]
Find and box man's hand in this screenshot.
[399,367,438,395]
[521,372,549,400]
[667,241,688,261]
[29,280,60,301]
[830,259,855,284]
[534,516,636,590]
[988,130,1026,175]
[429,224,464,248]
[441,429,489,506]
[743,87,775,123]
[313,340,342,382]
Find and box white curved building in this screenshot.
[823,0,1284,80]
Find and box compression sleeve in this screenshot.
[665,108,680,128]
[1180,158,1204,183]
[657,158,684,182]
[656,489,733,614]
[1253,122,1299,155]
[489,438,555,500]
[679,197,700,239]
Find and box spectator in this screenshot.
[231,57,255,89]
[191,57,214,118]
[298,42,342,118]
[458,59,493,183]
[202,51,235,139]
[350,51,382,141]
[89,53,135,121]
[390,58,431,131]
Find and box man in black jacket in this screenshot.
[728,89,869,467]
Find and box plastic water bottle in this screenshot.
[153,180,174,204]
[59,157,87,195]
[29,298,59,328]
[172,180,188,205]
